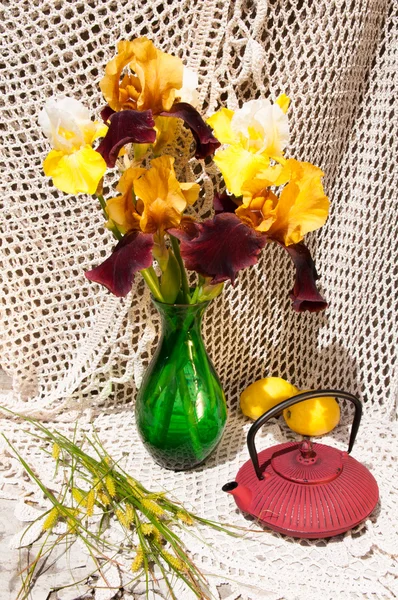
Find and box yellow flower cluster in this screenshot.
[236,159,329,246]
[176,510,194,525]
[131,547,144,572]
[42,507,59,531]
[51,442,60,460]
[38,35,330,308]
[161,550,185,571]
[86,489,96,517]
[40,38,198,198]
[105,474,117,498]
[207,95,329,246]
[141,498,165,517]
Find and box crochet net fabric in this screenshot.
[1,0,397,598]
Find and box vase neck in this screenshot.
[152,299,209,333]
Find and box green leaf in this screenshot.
[197,281,224,302]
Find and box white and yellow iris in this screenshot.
[208,94,329,245]
[39,96,107,195]
[207,95,290,196]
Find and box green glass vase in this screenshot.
[135,299,227,470]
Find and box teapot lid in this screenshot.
[272,439,346,484]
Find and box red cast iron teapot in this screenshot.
[223,390,379,539]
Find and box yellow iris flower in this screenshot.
[107,156,200,236]
[236,190,279,232]
[100,38,200,153]
[135,156,200,234]
[106,167,145,233]
[100,38,184,114]
[237,159,329,245]
[39,96,107,195]
[207,95,290,196]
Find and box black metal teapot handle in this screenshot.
[247,389,362,480]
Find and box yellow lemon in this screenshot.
[240,377,299,420]
[283,393,340,436]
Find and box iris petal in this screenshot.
[152,116,178,154]
[100,105,115,123]
[131,38,183,113]
[106,166,145,233]
[281,242,328,312]
[133,156,199,234]
[266,160,329,246]
[100,40,138,111]
[213,145,270,196]
[85,231,154,297]
[96,110,156,168]
[169,213,267,284]
[160,102,220,159]
[213,191,241,214]
[206,108,235,144]
[43,146,106,195]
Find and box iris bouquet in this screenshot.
[40,36,329,310]
[39,37,329,469]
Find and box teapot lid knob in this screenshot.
[297,439,317,465]
[300,439,316,458]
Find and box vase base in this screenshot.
[141,440,218,472]
[145,450,208,472]
[153,456,207,472]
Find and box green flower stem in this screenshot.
[176,350,203,457]
[145,313,197,446]
[148,319,194,446]
[96,193,108,217]
[190,285,200,305]
[169,235,190,304]
[190,327,217,413]
[95,194,122,241]
[140,268,164,302]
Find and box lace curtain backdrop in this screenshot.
[0,1,397,599]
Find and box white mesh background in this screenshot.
[0,1,397,599]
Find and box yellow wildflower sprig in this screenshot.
[176,510,194,526]
[86,489,96,517]
[105,474,117,498]
[51,442,61,460]
[161,549,186,572]
[131,547,144,572]
[42,507,59,531]
[71,487,88,507]
[2,410,239,600]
